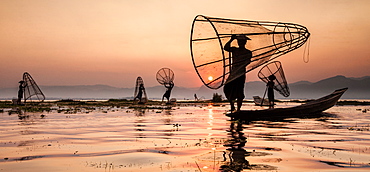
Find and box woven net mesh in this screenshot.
[190,15,310,89]
[134,76,148,103]
[156,68,174,85]
[22,72,45,102]
[258,61,290,97]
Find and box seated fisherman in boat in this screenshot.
[267,75,276,109]
[223,34,252,112]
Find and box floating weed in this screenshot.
[86,161,115,170]
[347,124,370,131]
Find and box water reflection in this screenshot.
[221,120,277,171]
[134,108,146,117]
[3,104,370,171]
[133,108,176,139]
[162,110,176,136]
[221,121,249,171]
[162,109,173,126]
[134,109,146,138]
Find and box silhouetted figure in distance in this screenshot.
[223,34,252,112]
[162,81,174,103]
[17,81,26,105]
[194,93,199,101]
[134,83,145,103]
[267,75,276,109]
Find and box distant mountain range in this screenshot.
[0,75,369,100]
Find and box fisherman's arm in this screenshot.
[224,34,237,52]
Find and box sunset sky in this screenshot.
[1,0,369,89]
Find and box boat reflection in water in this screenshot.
[220,121,276,171]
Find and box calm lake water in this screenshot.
[1,102,370,171]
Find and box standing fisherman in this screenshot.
[162,81,174,104]
[223,34,252,112]
[17,81,26,105]
[134,83,145,103]
[267,75,276,108]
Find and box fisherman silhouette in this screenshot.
[194,93,199,101]
[223,34,252,112]
[134,83,145,103]
[162,81,174,103]
[267,75,276,109]
[17,81,25,105]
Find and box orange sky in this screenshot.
[0,0,369,88]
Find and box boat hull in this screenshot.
[227,88,348,120]
[253,96,271,106]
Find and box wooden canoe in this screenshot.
[253,96,271,106]
[227,88,348,120]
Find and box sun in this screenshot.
[208,76,213,81]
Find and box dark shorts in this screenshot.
[223,75,246,101]
[268,87,274,100]
[163,90,172,99]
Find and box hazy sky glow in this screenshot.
[1,0,369,88]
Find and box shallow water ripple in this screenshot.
[0,103,370,171]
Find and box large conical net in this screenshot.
[134,76,148,103]
[22,72,45,102]
[190,15,310,89]
[156,68,174,85]
[258,61,289,97]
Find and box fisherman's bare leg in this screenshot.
[269,100,274,109]
[236,98,243,112]
[230,100,235,112]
